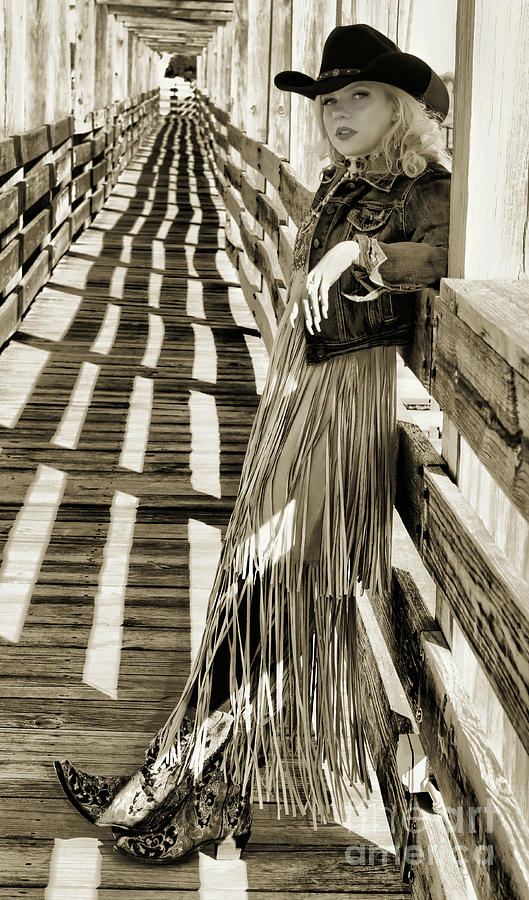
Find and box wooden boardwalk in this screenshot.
[0,115,410,897]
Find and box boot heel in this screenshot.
[213,829,251,860]
[235,828,251,854]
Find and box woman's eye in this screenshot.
[323,91,368,106]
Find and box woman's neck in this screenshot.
[345,151,388,173]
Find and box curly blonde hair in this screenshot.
[311,81,452,176]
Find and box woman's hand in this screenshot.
[303,240,360,334]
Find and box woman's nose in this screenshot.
[332,103,349,118]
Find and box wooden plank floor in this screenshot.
[0,115,410,897]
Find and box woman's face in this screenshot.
[321,81,395,158]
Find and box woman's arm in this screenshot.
[353,174,451,293]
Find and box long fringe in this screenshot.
[154,269,397,826]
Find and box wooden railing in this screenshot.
[0,89,160,347]
[194,86,529,899]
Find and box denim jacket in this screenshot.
[302,159,451,364]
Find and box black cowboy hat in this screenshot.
[274,24,450,122]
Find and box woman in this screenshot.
[54,23,451,862]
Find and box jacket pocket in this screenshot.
[345,204,394,234]
[340,268,396,321]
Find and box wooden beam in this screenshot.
[434,284,529,518]
[125,35,214,45]
[96,0,233,7]
[2,0,26,136]
[120,24,216,34]
[395,420,529,765]
[386,568,529,900]
[450,0,529,281]
[111,9,231,22]
[440,0,529,786]
[115,18,216,28]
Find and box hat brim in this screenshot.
[274,51,449,121]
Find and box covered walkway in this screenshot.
[0,113,408,896]
[2,0,529,896]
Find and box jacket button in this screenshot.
[313,237,321,247]
[325,203,335,212]
[315,346,325,359]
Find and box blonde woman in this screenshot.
[54,23,451,863]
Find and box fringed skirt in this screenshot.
[154,266,397,826]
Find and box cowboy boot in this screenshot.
[53,707,233,829]
[112,761,252,864]
[52,710,196,826]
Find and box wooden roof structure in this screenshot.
[95,0,233,54]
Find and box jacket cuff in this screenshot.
[354,233,387,287]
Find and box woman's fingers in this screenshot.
[311,292,322,331]
[302,295,314,335]
[306,276,322,332]
[307,289,321,332]
[289,300,299,328]
[320,279,330,319]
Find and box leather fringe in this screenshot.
[153,269,397,826]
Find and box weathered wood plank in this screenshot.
[0,111,409,896]
[0,841,408,892]
[16,249,50,315]
[48,116,74,150]
[430,289,529,522]
[0,649,183,676]
[15,125,50,166]
[0,241,20,296]
[0,184,19,233]
[0,675,182,701]
[18,208,49,262]
[0,138,17,177]
[0,624,189,650]
[396,420,529,763]
[23,163,53,210]
[0,699,177,732]
[0,292,20,345]
[391,568,529,900]
[0,894,411,900]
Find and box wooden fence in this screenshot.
[194,86,529,900]
[0,90,160,348]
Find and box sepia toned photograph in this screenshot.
[0,0,527,896]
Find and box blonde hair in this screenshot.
[310,81,452,177]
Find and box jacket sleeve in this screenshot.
[353,174,451,293]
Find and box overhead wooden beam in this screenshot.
[115,20,219,30]
[128,32,214,43]
[95,0,232,6]
[109,7,231,21]
[119,24,216,33]
[144,39,206,48]
[138,43,211,50]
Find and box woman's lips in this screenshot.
[335,128,357,138]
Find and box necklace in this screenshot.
[292,157,368,272]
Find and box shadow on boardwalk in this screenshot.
[0,114,408,897]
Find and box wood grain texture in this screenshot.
[396,420,529,767]
[0,113,409,895]
[440,0,529,840]
[0,90,159,348]
[389,568,529,900]
[431,291,529,522]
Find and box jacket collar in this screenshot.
[331,161,400,193]
[357,169,400,192]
